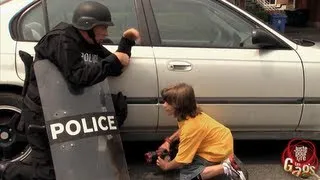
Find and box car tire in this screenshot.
[0,93,31,164]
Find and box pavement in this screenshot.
[127,164,320,180]
[245,164,320,180]
[284,26,320,42]
[124,140,320,180]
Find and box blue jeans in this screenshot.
[180,155,229,180]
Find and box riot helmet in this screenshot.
[72,1,114,30]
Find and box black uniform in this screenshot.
[3,22,134,180]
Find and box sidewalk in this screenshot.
[284,26,320,42]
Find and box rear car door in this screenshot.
[144,0,304,133]
[11,0,158,133]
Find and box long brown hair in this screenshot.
[161,83,201,121]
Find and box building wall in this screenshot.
[227,0,246,9]
[309,0,320,28]
[296,0,320,28]
[295,0,308,8]
[277,0,289,5]
[240,0,246,9]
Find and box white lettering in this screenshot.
[50,123,64,140]
[108,116,117,130]
[92,54,98,62]
[98,116,108,131]
[82,118,93,133]
[284,158,293,172]
[292,167,302,177]
[84,53,89,62]
[310,166,315,175]
[92,117,98,132]
[81,52,98,63]
[49,114,119,142]
[302,165,310,174]
[66,120,81,136]
[294,146,308,162]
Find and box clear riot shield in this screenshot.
[34,59,130,180]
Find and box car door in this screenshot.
[12,0,158,133]
[144,0,304,132]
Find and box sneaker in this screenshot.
[233,155,249,180]
[222,155,247,180]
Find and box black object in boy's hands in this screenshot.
[144,148,170,164]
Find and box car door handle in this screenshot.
[167,61,192,71]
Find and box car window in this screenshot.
[46,0,138,44]
[19,2,46,41]
[150,0,257,48]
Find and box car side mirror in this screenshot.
[252,29,280,48]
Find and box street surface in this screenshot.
[285,26,320,42]
[123,140,320,180]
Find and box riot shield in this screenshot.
[34,59,130,180]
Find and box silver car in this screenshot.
[1,0,320,163]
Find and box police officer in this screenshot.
[1,1,140,179]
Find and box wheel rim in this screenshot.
[0,105,31,162]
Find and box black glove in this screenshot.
[111,92,128,128]
[116,37,135,57]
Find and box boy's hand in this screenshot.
[156,156,169,171]
[123,28,140,42]
[158,142,170,153]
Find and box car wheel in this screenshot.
[0,93,31,164]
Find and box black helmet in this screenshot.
[72,1,114,30]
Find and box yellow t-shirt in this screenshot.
[174,112,233,164]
